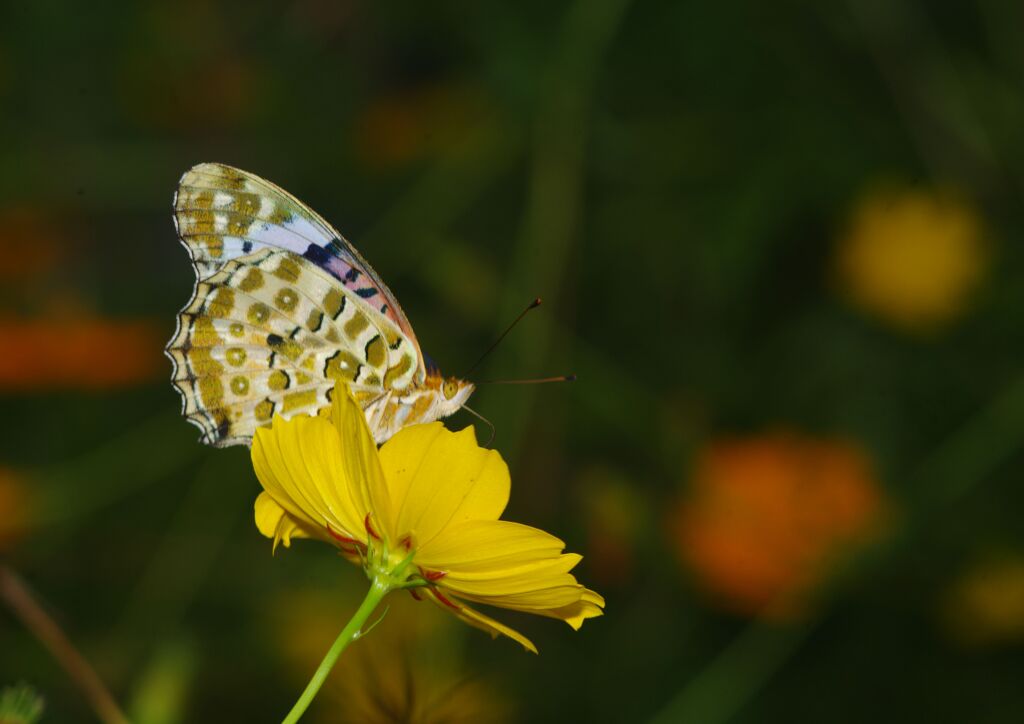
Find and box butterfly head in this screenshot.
[438,375,475,415]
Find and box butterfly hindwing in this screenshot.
[167,248,420,446]
[175,162,422,372]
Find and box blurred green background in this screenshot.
[3,1,1024,722]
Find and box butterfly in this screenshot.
[166,163,475,446]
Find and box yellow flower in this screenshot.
[835,185,988,332]
[252,384,604,654]
[942,557,1024,648]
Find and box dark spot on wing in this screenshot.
[302,243,332,266]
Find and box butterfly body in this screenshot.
[167,163,473,446]
[361,371,475,442]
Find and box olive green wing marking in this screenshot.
[166,248,421,447]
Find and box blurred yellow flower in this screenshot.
[253,383,603,654]
[668,433,883,618]
[835,186,988,331]
[942,557,1024,647]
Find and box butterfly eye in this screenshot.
[442,380,458,400]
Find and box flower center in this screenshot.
[359,514,434,591]
[329,515,447,593]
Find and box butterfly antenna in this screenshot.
[477,374,576,385]
[461,404,496,447]
[464,298,543,378]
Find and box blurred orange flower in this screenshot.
[668,433,883,618]
[0,466,35,551]
[0,206,164,390]
[942,557,1024,647]
[0,316,165,390]
[835,185,988,332]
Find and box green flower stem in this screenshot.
[281,578,390,724]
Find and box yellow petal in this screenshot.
[437,553,586,597]
[424,588,537,654]
[379,427,509,546]
[455,587,605,630]
[443,575,586,601]
[254,491,312,552]
[252,424,320,530]
[454,585,593,609]
[331,383,392,537]
[416,519,604,625]
[251,411,366,545]
[417,520,566,572]
[535,593,606,630]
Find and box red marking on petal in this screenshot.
[424,569,447,582]
[364,513,381,540]
[399,533,414,551]
[433,589,461,611]
[409,589,422,601]
[326,524,360,546]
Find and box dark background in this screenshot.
[3,1,1024,722]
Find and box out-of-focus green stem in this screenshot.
[497,0,633,461]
